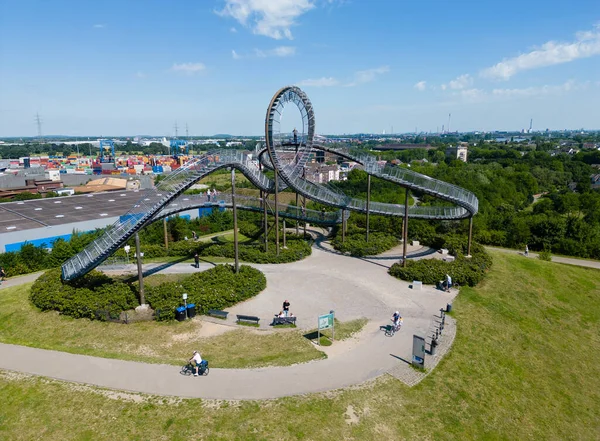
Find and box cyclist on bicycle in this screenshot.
[392,311,402,330]
[189,350,203,376]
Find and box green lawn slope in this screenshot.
[0,252,599,440]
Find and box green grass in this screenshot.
[1,252,600,440]
[304,318,368,346]
[0,283,324,369]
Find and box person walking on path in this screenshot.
[525,245,529,257]
[282,300,290,317]
[445,274,452,292]
[194,253,200,269]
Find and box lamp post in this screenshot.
[124,245,130,264]
[231,168,239,273]
[134,232,145,306]
[182,292,188,318]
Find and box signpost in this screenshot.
[412,335,426,369]
[317,311,335,345]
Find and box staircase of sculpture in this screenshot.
[62,151,272,280]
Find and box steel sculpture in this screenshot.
[62,86,478,281]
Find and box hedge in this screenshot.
[109,234,312,264]
[30,268,139,319]
[331,232,398,257]
[146,264,266,320]
[198,236,312,264]
[388,237,492,287]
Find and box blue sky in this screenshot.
[1,0,599,137]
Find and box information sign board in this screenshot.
[412,335,426,368]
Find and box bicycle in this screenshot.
[180,360,209,376]
[384,320,402,337]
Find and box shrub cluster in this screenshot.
[388,237,492,287]
[30,268,138,319]
[146,264,266,320]
[198,236,311,264]
[331,232,398,257]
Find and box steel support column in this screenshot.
[467,216,473,257]
[163,218,168,250]
[303,167,307,238]
[283,219,287,248]
[231,169,239,273]
[135,232,145,305]
[263,193,268,252]
[366,174,371,242]
[274,171,280,256]
[342,209,346,243]
[402,190,409,268]
[295,193,299,235]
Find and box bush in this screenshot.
[146,264,266,320]
[198,236,311,264]
[331,232,398,257]
[538,250,552,261]
[388,238,492,287]
[30,269,139,319]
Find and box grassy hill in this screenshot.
[1,252,599,440]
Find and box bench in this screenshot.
[236,314,260,325]
[271,316,297,326]
[207,309,229,319]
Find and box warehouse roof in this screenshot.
[0,191,143,233]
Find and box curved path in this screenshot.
[0,237,456,400]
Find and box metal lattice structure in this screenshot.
[62,86,478,281]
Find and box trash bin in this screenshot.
[446,303,452,313]
[186,303,196,318]
[175,306,187,322]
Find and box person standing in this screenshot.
[194,253,200,269]
[446,274,452,292]
[525,245,529,257]
[282,299,290,317]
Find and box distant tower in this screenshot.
[35,113,44,143]
[529,119,533,133]
[174,122,179,138]
[185,123,189,139]
[448,113,452,133]
[293,127,298,144]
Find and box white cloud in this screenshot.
[170,62,206,74]
[297,66,389,88]
[93,24,105,29]
[414,81,426,91]
[254,45,296,57]
[345,66,389,87]
[446,74,473,90]
[481,24,600,80]
[491,80,585,97]
[453,80,587,103]
[135,71,146,78]
[230,27,237,32]
[297,77,339,87]
[235,46,295,58]
[217,0,315,40]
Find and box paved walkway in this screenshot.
[0,237,452,399]
[485,246,600,269]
